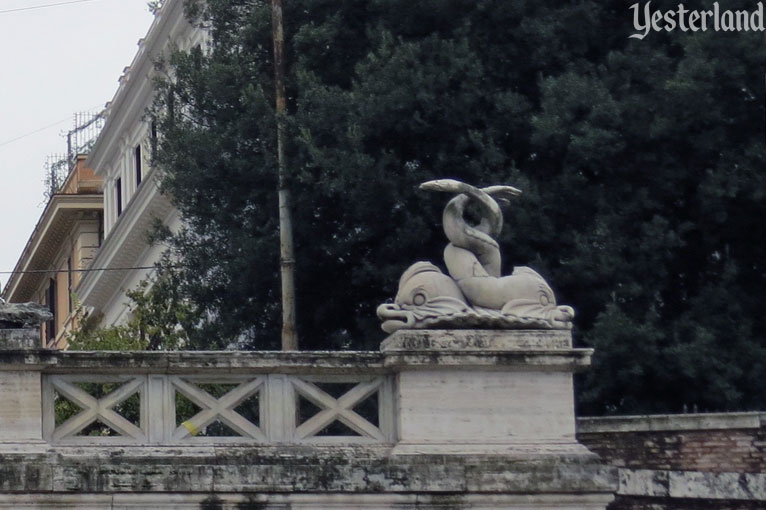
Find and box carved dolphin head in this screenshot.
[394,262,466,306]
[377,262,468,333]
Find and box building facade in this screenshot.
[77,0,204,327]
[1,155,103,348]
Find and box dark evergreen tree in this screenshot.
[147,0,766,414]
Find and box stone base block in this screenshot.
[0,371,42,442]
[381,330,592,454]
[393,368,581,453]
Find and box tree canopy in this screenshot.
[144,0,766,415]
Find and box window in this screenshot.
[67,257,73,313]
[46,278,56,343]
[116,178,122,216]
[135,145,142,186]
[98,212,104,246]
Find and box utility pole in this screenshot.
[272,0,298,350]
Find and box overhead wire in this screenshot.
[0,0,100,15]
[0,116,73,148]
[0,266,179,276]
[0,104,106,149]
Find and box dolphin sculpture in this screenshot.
[377,179,574,333]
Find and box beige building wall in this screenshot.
[2,156,103,349]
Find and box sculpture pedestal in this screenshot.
[381,329,615,508]
[381,329,593,457]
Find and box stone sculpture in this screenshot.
[377,179,574,333]
[0,302,53,329]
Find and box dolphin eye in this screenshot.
[412,292,427,306]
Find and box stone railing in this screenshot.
[0,325,617,510]
[40,353,394,446]
[1,328,594,452]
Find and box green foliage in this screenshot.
[66,308,149,351]
[147,0,766,413]
[67,262,192,351]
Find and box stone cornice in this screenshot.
[381,329,592,371]
[0,349,387,374]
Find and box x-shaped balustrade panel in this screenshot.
[170,376,265,441]
[42,373,391,445]
[46,375,146,443]
[292,377,385,441]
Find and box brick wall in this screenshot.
[578,427,766,473]
[576,413,766,510]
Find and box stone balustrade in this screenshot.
[0,326,616,509]
[3,349,393,446]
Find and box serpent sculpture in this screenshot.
[377,179,574,333]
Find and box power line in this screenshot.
[0,0,100,15]
[0,266,174,276]
[0,105,105,149]
[0,117,72,148]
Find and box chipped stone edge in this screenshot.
[577,412,763,433]
[381,329,574,351]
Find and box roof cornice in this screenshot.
[2,195,103,302]
[86,0,195,174]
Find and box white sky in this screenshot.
[0,0,155,290]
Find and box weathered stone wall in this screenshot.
[577,413,766,510]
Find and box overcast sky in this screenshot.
[0,0,155,290]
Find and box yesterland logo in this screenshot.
[630,1,765,39]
